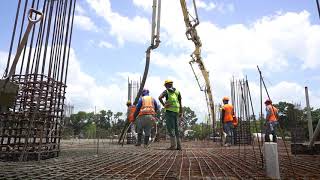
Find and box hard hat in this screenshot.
[222,96,229,101]
[126,100,131,105]
[164,79,173,86]
[265,99,272,104]
[142,88,149,95]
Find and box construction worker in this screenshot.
[220,96,235,147]
[126,100,136,140]
[159,80,182,150]
[134,89,159,147]
[264,99,279,142]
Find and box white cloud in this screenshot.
[75,4,86,15]
[140,10,320,121]
[66,48,128,113]
[74,15,99,32]
[86,0,150,45]
[196,0,216,11]
[65,2,320,121]
[132,0,152,12]
[98,41,113,49]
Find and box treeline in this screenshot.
[61,101,318,140]
[240,101,320,137]
[62,110,125,139]
[61,106,201,139]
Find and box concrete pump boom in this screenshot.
[179,0,216,129]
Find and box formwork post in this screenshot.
[264,142,280,179]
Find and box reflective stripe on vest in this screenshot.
[223,104,233,122]
[138,96,156,116]
[267,105,278,122]
[165,90,180,113]
[128,105,136,122]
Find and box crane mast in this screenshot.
[179,0,216,129]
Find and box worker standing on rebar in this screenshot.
[126,100,136,138]
[221,97,235,147]
[134,89,159,147]
[264,99,279,142]
[159,80,183,150]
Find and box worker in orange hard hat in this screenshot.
[159,79,183,150]
[264,99,279,142]
[220,96,236,147]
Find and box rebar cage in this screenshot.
[0,0,76,161]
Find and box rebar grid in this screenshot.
[1,140,319,179]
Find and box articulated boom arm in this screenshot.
[179,0,216,128]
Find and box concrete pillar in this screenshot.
[264,142,280,179]
[305,87,313,141]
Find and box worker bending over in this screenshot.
[264,99,279,142]
[159,80,182,150]
[221,97,235,147]
[134,89,159,147]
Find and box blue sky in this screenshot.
[1,0,320,122]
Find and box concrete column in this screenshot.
[264,142,280,179]
[305,87,313,141]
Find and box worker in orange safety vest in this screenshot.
[220,96,235,147]
[133,88,159,147]
[264,99,279,142]
[126,100,137,138]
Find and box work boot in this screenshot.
[265,134,270,142]
[166,137,176,150]
[272,134,277,143]
[176,137,182,150]
[135,133,142,146]
[144,136,150,148]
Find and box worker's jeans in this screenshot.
[265,121,278,142]
[136,115,155,137]
[223,121,233,144]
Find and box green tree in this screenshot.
[105,110,113,129]
[69,111,87,136]
[181,106,198,132]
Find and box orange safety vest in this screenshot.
[232,116,238,127]
[138,96,156,116]
[223,104,234,123]
[266,105,278,122]
[128,105,136,122]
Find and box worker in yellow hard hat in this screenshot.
[220,96,235,147]
[159,80,183,150]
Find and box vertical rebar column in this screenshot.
[0,0,77,161]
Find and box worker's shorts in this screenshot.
[136,115,155,137]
